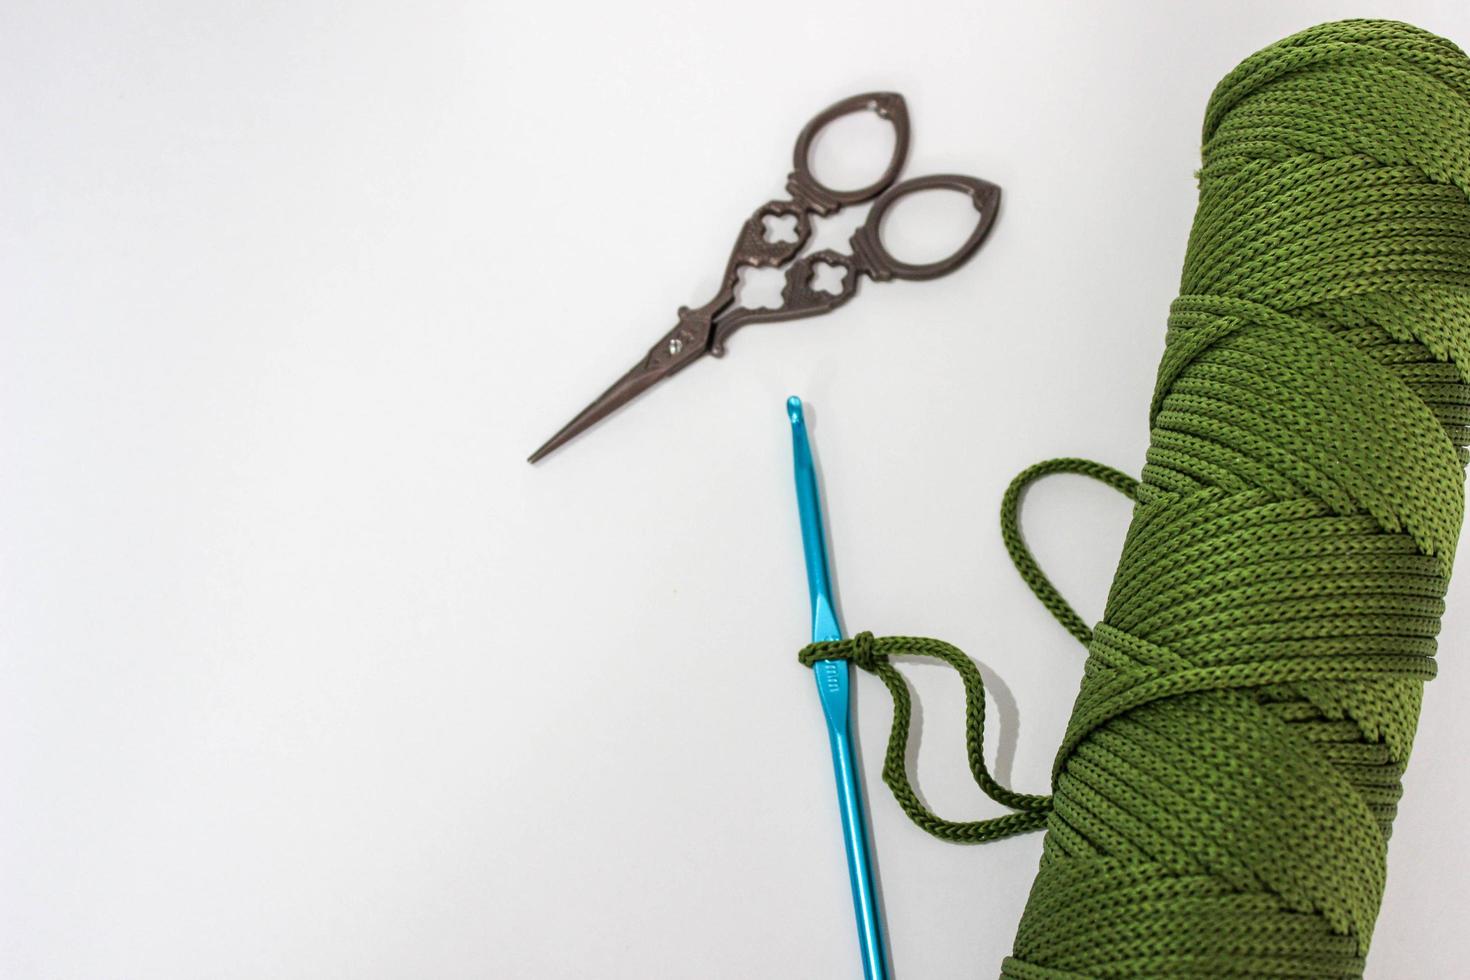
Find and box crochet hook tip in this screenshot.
[788,395,840,642]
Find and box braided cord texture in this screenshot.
[1003,21,1470,978]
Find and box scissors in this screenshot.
[527,92,1001,463]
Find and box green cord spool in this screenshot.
[804,18,1470,977]
[1007,20,1470,976]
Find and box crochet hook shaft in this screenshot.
[787,396,888,980]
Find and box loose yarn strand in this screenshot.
[798,459,1139,843]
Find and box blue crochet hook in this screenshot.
[787,396,889,980]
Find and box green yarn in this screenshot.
[800,632,1053,843]
[801,19,1470,977]
[798,460,1140,845]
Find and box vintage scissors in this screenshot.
[528,92,1001,463]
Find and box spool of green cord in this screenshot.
[1004,21,1470,976]
[802,18,1470,977]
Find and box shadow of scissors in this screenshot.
[529,92,1001,463]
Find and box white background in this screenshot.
[6,1,1470,977]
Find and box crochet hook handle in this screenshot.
[787,396,888,980]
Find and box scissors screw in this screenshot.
[668,337,684,355]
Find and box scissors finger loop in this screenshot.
[854,174,1001,282]
[790,92,911,213]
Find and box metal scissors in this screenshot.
[528,92,1001,463]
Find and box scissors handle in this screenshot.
[711,175,1001,353]
[639,91,948,361]
[788,92,912,212]
[715,94,913,292]
[855,173,1002,282]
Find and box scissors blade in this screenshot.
[527,318,712,464]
